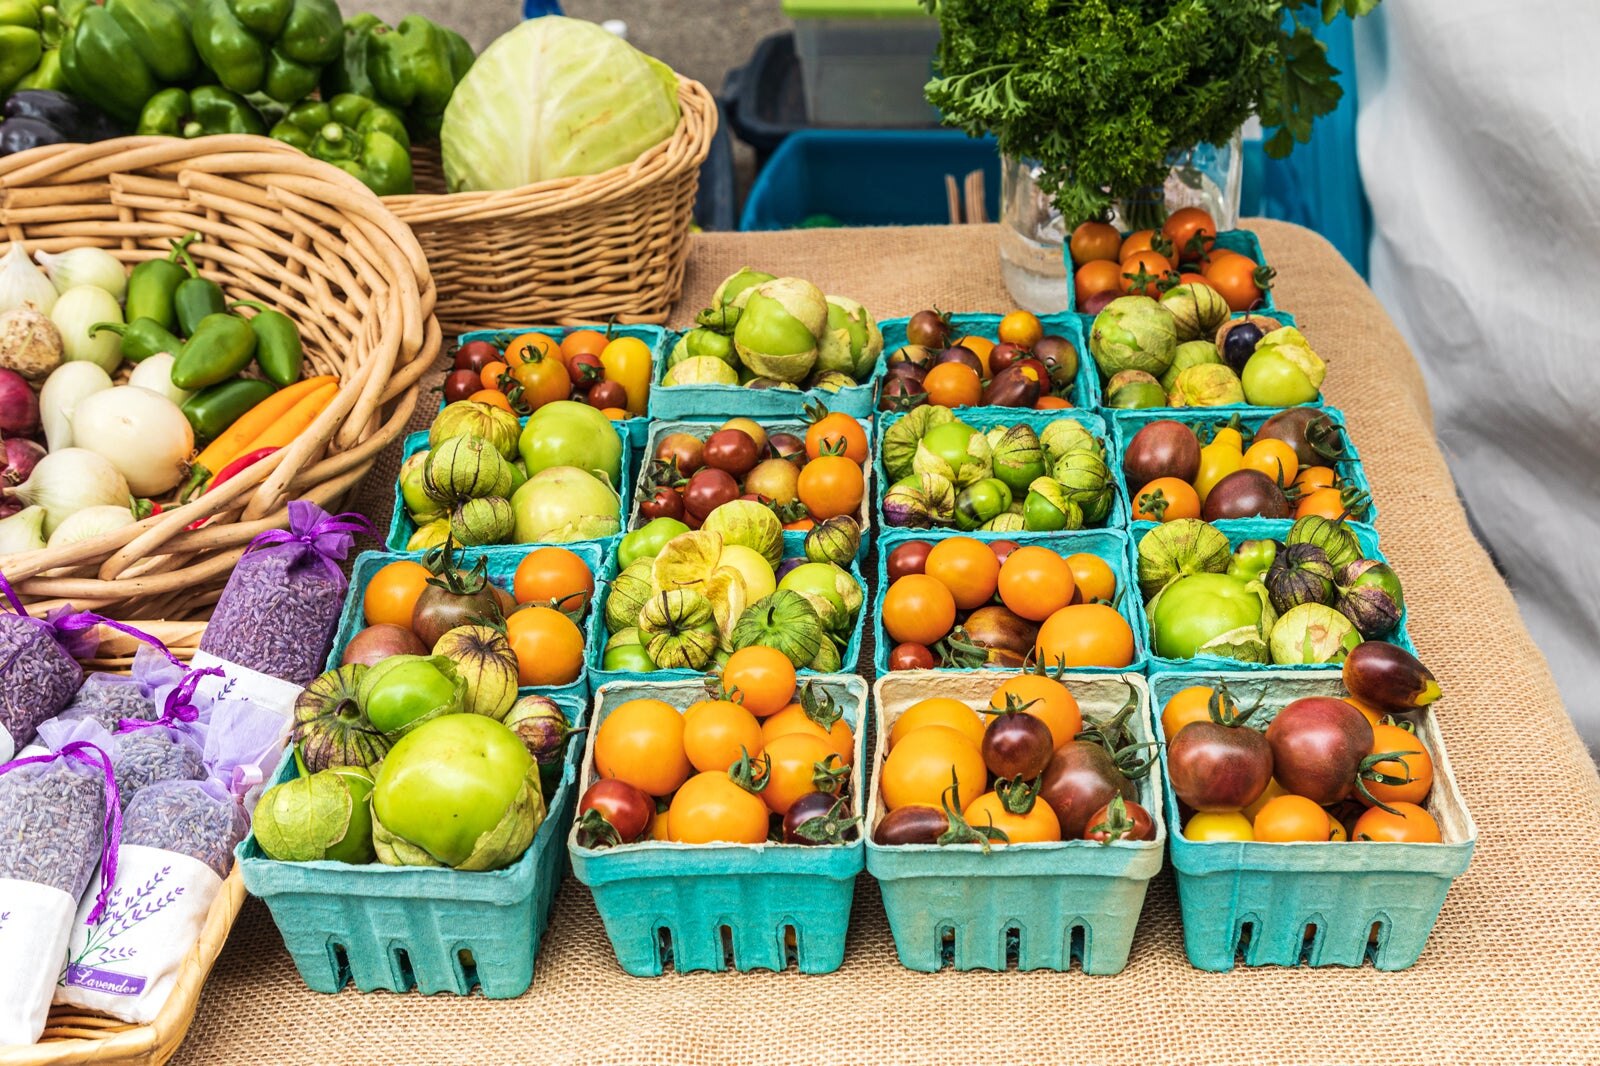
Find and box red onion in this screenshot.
[0,368,39,436]
[0,501,19,520]
[1,436,45,489]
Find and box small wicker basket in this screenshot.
[0,619,243,1066]
[0,136,440,619]
[384,76,717,333]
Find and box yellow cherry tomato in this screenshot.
[600,336,653,416]
[1194,439,1244,506]
[1184,811,1255,841]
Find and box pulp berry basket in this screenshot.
[453,325,673,450]
[630,417,873,566]
[0,136,438,620]
[587,549,868,690]
[1131,518,1413,673]
[877,310,1099,410]
[236,693,586,997]
[1110,403,1376,526]
[1065,228,1279,316]
[385,428,637,552]
[867,671,1166,974]
[569,675,868,976]
[648,334,883,422]
[329,546,607,701]
[385,77,717,333]
[1149,670,1476,971]
[873,407,1128,532]
[871,527,1145,675]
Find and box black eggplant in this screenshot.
[1,91,122,157]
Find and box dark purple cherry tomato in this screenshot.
[454,340,501,373]
[889,642,937,670]
[1083,798,1156,842]
[782,792,855,845]
[639,485,685,522]
[587,380,628,410]
[981,707,1054,780]
[1038,741,1136,839]
[577,779,654,846]
[684,467,740,520]
[1264,697,1376,806]
[873,804,948,845]
[1123,420,1202,486]
[1201,468,1292,521]
[443,368,483,404]
[654,432,704,476]
[566,351,605,388]
[768,431,806,464]
[988,341,1025,375]
[906,309,951,350]
[879,375,926,411]
[702,428,760,478]
[1166,721,1273,812]
[886,539,932,581]
[936,345,983,375]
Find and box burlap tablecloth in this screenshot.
[176,221,1600,1065]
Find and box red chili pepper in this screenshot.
[185,447,279,531]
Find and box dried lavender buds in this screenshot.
[0,762,104,897]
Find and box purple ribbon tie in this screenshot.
[0,740,123,924]
[0,569,182,667]
[118,665,226,733]
[244,500,372,584]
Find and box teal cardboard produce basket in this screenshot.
[1149,670,1476,970]
[454,325,668,450]
[569,675,869,975]
[867,671,1165,974]
[1131,518,1410,673]
[873,407,1128,533]
[329,545,607,701]
[876,310,1099,409]
[649,324,883,421]
[1111,402,1374,526]
[236,693,587,996]
[1065,227,1279,316]
[871,527,1144,675]
[385,427,637,553]
[629,416,872,566]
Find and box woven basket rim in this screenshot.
[383,76,717,224]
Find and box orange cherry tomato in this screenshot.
[1162,206,1218,264]
[783,517,815,532]
[559,328,608,363]
[762,732,842,815]
[923,361,983,407]
[512,546,594,613]
[601,407,629,420]
[950,334,995,375]
[682,699,764,774]
[505,606,584,686]
[1241,439,1300,485]
[965,788,1061,843]
[1034,394,1072,409]
[1065,552,1117,603]
[510,348,572,411]
[796,454,865,521]
[1069,220,1121,264]
[925,536,1000,611]
[1035,604,1135,669]
[1075,259,1126,304]
[721,646,797,717]
[879,724,986,811]
[1119,229,1159,260]
[998,310,1044,349]
[1203,253,1274,312]
[1121,250,1174,297]
[1253,795,1335,842]
[762,703,855,766]
[1293,465,1339,494]
[1295,487,1351,521]
[1351,802,1441,843]
[882,574,957,646]
[1132,476,1201,522]
[805,411,869,464]
[1344,695,1384,728]
[363,560,431,628]
[989,674,1082,750]
[1361,723,1434,807]
[1161,685,1236,741]
[595,698,691,797]
[1178,271,1211,288]
[997,546,1075,621]
[503,331,561,367]
[478,360,509,391]
[668,771,769,844]
[1243,777,1290,822]
[468,388,513,412]
[889,698,985,750]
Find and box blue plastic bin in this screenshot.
[872,527,1144,675]
[386,428,636,554]
[329,545,606,702]
[1149,670,1476,970]
[628,416,872,566]
[569,675,868,975]
[1110,402,1376,526]
[1066,227,1278,317]
[237,693,586,996]
[878,310,1100,410]
[873,406,1128,533]
[1131,519,1410,673]
[867,670,1165,973]
[740,129,999,231]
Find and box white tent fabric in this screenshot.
[1355,3,1600,756]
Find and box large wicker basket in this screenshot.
[1,619,242,1066]
[384,76,716,333]
[0,136,440,619]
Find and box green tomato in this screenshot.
[1151,573,1269,659]
[602,642,659,672]
[372,714,538,869]
[617,517,691,568]
[324,766,376,864]
[919,421,986,480]
[1226,538,1278,581]
[954,478,1013,531]
[1241,349,1320,406]
[361,658,460,735]
[778,562,848,616]
[520,400,623,485]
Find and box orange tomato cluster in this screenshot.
[585,650,859,846]
[1069,207,1276,313]
[880,310,1079,413]
[443,328,652,422]
[881,537,1133,671]
[360,547,593,687]
[1163,685,1442,844]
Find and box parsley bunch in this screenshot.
[922,0,1380,228]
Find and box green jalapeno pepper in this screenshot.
[88,317,183,363]
[172,312,257,390]
[180,376,277,442]
[230,300,304,387]
[125,233,197,331]
[173,242,228,337]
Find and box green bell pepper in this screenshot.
[319,12,473,137]
[136,86,266,139]
[59,0,199,123]
[268,93,412,196]
[191,0,343,105]
[1,0,86,96]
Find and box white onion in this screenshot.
[51,286,123,373]
[0,244,58,316]
[0,506,47,553]
[70,385,195,496]
[38,361,113,451]
[12,448,130,536]
[34,248,128,301]
[128,354,194,406]
[47,504,137,548]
